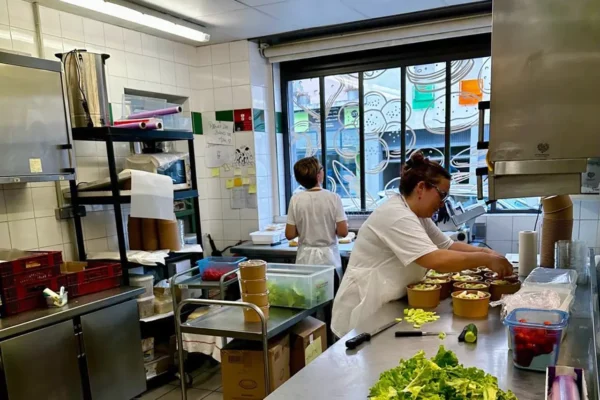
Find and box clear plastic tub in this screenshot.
[197,256,247,281]
[250,231,283,245]
[266,263,334,309]
[523,268,578,294]
[504,308,569,371]
[130,274,154,298]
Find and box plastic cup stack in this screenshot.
[239,260,269,322]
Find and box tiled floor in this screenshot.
[137,364,223,400]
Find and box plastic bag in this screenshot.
[523,267,578,294]
[490,289,564,319]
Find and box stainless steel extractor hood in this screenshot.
[0,51,74,183]
[482,0,600,200]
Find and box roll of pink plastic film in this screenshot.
[127,106,182,119]
[116,121,146,129]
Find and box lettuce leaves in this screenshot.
[368,346,518,400]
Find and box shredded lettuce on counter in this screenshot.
[369,346,518,400]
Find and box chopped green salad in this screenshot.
[369,346,517,400]
[426,270,450,277]
[455,290,488,299]
[410,284,438,291]
[404,308,440,329]
[490,280,511,285]
[456,283,487,289]
[423,279,447,284]
[452,274,480,282]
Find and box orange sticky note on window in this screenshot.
[248,184,257,194]
[234,177,243,187]
[225,179,234,189]
[459,79,482,105]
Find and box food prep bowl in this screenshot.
[243,305,270,322]
[242,291,269,307]
[451,290,490,318]
[406,283,441,308]
[452,281,490,293]
[421,277,452,299]
[239,260,267,280]
[240,279,268,294]
[488,279,521,301]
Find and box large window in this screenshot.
[281,36,538,213]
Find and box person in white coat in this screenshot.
[331,152,513,338]
[285,157,348,278]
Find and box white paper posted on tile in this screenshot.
[205,144,235,168]
[203,119,234,146]
[130,170,175,220]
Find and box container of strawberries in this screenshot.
[504,308,569,371]
[197,256,247,281]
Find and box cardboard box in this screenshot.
[289,317,327,375]
[221,334,290,400]
[60,261,87,273]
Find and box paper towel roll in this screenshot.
[518,230,538,277]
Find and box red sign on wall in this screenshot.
[234,109,253,131]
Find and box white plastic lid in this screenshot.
[250,231,281,237]
[130,274,154,282]
[137,295,155,302]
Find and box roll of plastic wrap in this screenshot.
[518,230,538,277]
[127,106,182,119]
[115,121,163,130]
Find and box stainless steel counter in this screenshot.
[0,286,144,340]
[266,282,599,400]
[231,241,354,259]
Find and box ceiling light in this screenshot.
[61,0,210,43]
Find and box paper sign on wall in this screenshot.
[205,144,235,168]
[203,119,234,146]
[305,337,322,365]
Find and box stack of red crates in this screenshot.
[0,251,64,316]
[64,260,122,298]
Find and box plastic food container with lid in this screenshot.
[130,274,154,298]
[504,308,569,371]
[266,263,334,309]
[196,256,246,281]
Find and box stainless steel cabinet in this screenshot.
[81,299,145,400]
[0,320,84,400]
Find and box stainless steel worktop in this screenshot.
[232,241,354,258]
[0,286,144,340]
[267,282,599,400]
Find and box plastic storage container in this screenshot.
[197,256,246,281]
[504,308,569,371]
[130,274,154,298]
[250,231,283,245]
[0,250,62,277]
[137,295,155,319]
[523,268,578,294]
[266,263,334,309]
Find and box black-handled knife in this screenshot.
[395,331,444,337]
[346,320,399,350]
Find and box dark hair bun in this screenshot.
[406,151,426,169]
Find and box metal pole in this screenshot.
[175,298,270,397]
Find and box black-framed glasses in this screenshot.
[427,182,449,202]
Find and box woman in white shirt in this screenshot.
[331,152,513,338]
[285,157,348,278]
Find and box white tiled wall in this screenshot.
[483,198,600,255]
[0,1,273,257]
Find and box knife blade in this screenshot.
[345,320,399,349]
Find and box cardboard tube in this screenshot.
[127,216,143,250]
[142,218,159,251]
[158,219,182,251]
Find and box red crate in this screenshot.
[2,275,66,302]
[0,265,62,288]
[68,275,122,298]
[64,262,121,286]
[0,251,62,277]
[1,293,47,316]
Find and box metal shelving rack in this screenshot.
[174,298,333,400]
[68,126,203,284]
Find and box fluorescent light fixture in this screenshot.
[61,0,210,42]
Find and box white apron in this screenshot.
[331,262,426,338]
[296,243,343,279]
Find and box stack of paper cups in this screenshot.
[239,260,269,322]
[518,230,538,277]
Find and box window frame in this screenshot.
[280,33,539,215]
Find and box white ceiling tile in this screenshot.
[257,0,365,29]
[138,0,248,17]
[237,0,287,6]
[201,8,297,38]
[341,0,446,18]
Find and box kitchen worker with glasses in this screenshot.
[285,157,348,279]
[331,151,513,338]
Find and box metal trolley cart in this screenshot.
[174,298,333,400]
